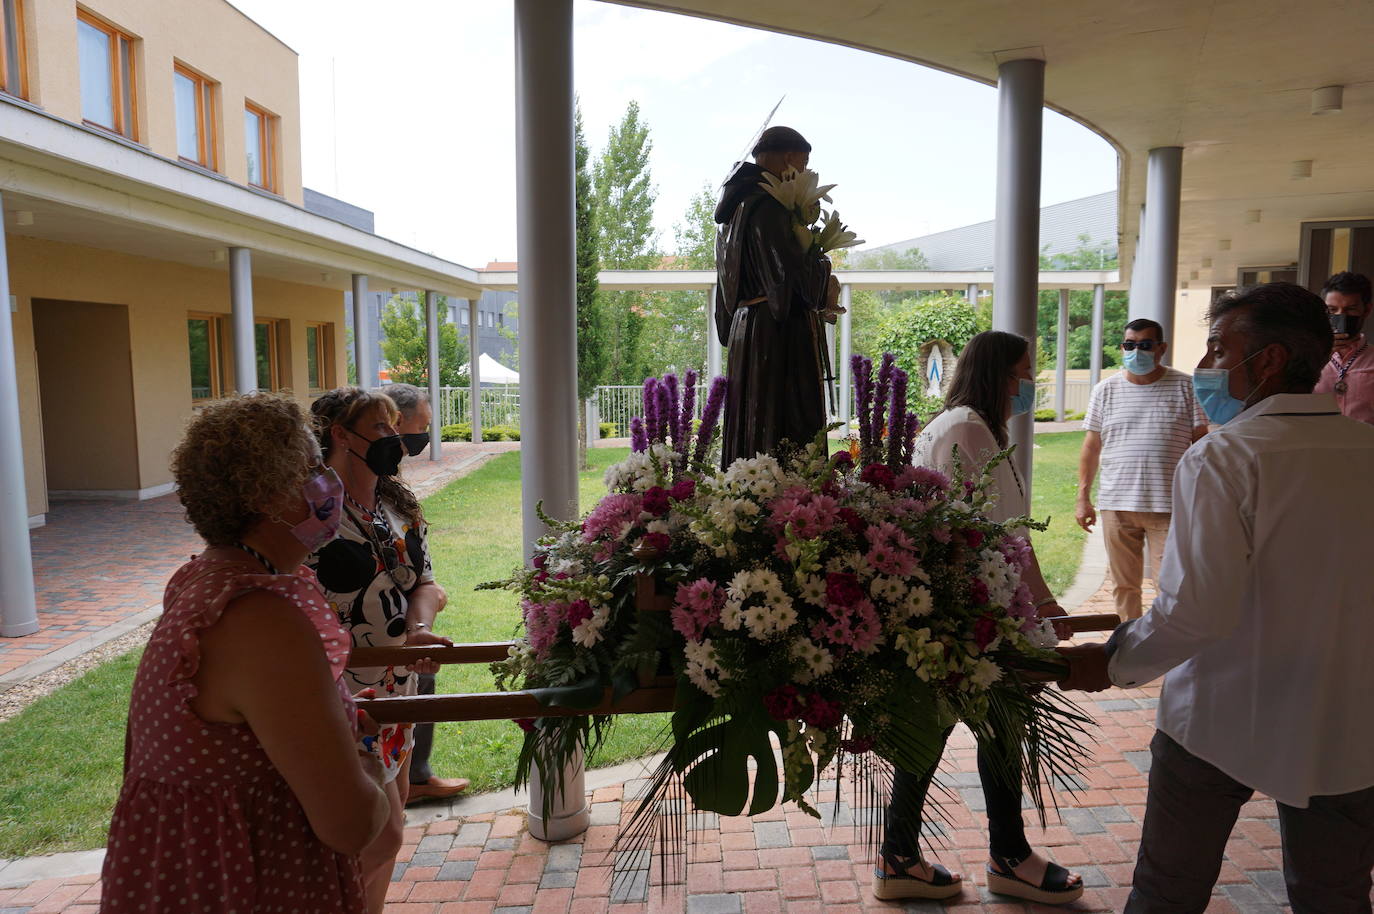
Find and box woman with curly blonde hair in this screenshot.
[102,392,387,914]
[307,386,452,913]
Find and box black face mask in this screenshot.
[1330,313,1365,337]
[400,433,430,457]
[346,429,404,477]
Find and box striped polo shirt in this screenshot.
[1083,368,1207,513]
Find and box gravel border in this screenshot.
[0,620,156,722]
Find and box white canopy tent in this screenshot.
[478,352,519,385]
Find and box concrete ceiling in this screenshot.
[613,0,1374,289]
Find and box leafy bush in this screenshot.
[872,292,991,380]
[486,424,521,441]
[1033,410,1087,422]
[441,423,471,441]
[599,421,618,439]
[440,423,522,441]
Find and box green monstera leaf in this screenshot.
[669,685,794,817]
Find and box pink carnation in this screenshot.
[825,572,864,608]
[973,614,999,651]
[583,493,644,542]
[642,531,672,554]
[668,478,696,501]
[567,599,594,629]
[970,579,990,605]
[642,486,671,515]
[860,464,897,491]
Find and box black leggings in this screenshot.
[881,726,1031,863]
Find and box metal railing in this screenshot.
[436,386,521,430]
[593,384,708,439]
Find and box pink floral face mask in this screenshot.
[290,465,344,551]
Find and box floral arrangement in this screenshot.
[758,168,864,254]
[488,358,1088,873]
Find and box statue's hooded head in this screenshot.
[752,126,811,176]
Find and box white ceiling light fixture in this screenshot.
[1311,85,1344,115]
[14,211,34,226]
[1245,210,1262,224]
[1291,159,1314,179]
[321,272,333,282]
[210,249,227,263]
[1219,239,1232,251]
[1202,258,1213,269]
[1190,270,1199,280]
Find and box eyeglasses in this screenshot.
[1121,340,1160,351]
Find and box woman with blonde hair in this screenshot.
[308,387,451,912]
[103,392,386,913]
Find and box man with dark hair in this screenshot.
[1076,318,1207,620]
[1059,282,1374,912]
[380,383,470,805]
[1314,271,1373,425]
[715,125,842,464]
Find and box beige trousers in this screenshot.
[1102,510,1171,621]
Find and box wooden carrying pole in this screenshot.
[352,604,1124,725]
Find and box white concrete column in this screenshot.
[1129,204,1150,319]
[965,283,979,305]
[1054,289,1069,422]
[993,57,1044,491]
[1141,147,1183,363]
[1089,283,1106,390]
[0,197,39,638]
[706,284,722,379]
[352,274,372,388]
[838,284,852,425]
[229,247,255,394]
[425,290,442,461]
[468,298,482,443]
[515,0,587,842]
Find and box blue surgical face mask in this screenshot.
[1191,350,1264,426]
[1009,378,1036,417]
[1122,348,1156,376]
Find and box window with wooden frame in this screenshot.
[305,322,334,393]
[254,319,280,391]
[1,0,28,99]
[173,64,217,169]
[188,314,223,401]
[76,10,137,139]
[243,102,278,192]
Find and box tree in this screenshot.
[1035,236,1128,371]
[640,184,714,377]
[593,101,659,384]
[842,246,932,359]
[378,295,469,387]
[575,104,608,469]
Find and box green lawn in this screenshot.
[0,435,1086,857]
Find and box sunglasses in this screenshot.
[1121,340,1160,351]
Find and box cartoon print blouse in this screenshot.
[307,497,435,783]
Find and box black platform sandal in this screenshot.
[986,850,1084,904]
[871,850,963,901]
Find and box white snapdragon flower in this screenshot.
[571,606,610,648]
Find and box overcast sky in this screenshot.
[229,0,1119,269]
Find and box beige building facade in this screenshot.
[1,0,484,530]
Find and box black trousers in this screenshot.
[882,726,1032,863]
[408,672,436,784]
[1127,730,1374,914]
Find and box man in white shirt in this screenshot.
[1076,319,1209,620]
[1059,282,1374,913]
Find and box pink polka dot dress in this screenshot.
[102,558,367,913]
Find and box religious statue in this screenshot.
[714,126,845,466]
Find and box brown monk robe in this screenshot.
[715,126,838,467]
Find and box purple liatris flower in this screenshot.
[630,416,648,453]
[679,370,698,461]
[642,377,662,445]
[903,411,919,465]
[654,379,672,446]
[872,354,895,455]
[664,373,681,447]
[888,368,908,468]
[853,355,873,453]
[694,376,728,467]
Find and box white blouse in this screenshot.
[913,406,1026,524]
